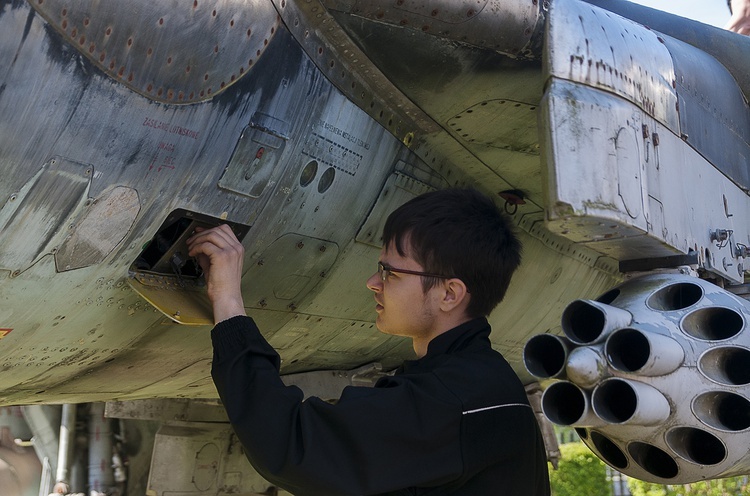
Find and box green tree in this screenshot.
[549,442,612,496]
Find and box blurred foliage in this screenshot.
[549,442,612,496]
[629,477,750,496]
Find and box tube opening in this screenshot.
[593,379,637,424]
[693,391,750,431]
[606,328,649,372]
[681,307,743,341]
[523,334,567,378]
[562,300,605,344]
[648,282,702,311]
[699,347,750,385]
[542,382,586,426]
[666,427,726,466]
[628,442,679,479]
[596,288,620,305]
[590,431,628,470]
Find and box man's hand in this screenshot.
[727,0,750,35]
[187,224,246,324]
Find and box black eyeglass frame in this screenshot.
[377,261,455,283]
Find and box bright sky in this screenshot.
[627,0,731,28]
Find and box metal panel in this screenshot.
[31,0,280,104]
[543,79,749,283]
[0,157,91,274]
[218,113,290,198]
[546,0,679,132]
[147,423,272,495]
[55,186,140,272]
[241,233,339,312]
[447,98,539,153]
[663,36,750,191]
[356,171,435,248]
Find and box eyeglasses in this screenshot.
[377,262,453,283]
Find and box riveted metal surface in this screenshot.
[147,423,270,494]
[271,0,441,146]
[447,99,539,153]
[55,186,140,272]
[0,157,91,274]
[31,0,280,103]
[662,36,750,192]
[542,79,749,283]
[325,0,541,58]
[547,0,679,132]
[241,234,339,312]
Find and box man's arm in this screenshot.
[188,226,464,494]
[727,0,750,35]
[211,315,464,495]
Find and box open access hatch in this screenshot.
[128,209,250,325]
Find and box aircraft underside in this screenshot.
[0,0,748,493]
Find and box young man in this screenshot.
[187,188,550,495]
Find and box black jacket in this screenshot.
[211,316,550,495]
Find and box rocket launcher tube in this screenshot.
[592,378,670,426]
[523,333,571,379]
[541,380,607,427]
[561,300,632,345]
[605,328,685,376]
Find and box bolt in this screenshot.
[652,133,660,146]
[9,194,17,201]
[710,229,729,243]
[319,245,326,252]
[297,241,304,249]
[642,124,649,139]
[288,303,297,311]
[258,299,267,308]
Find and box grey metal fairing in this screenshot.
[541,0,749,283]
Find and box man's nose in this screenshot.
[366,272,382,292]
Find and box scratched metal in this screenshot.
[0,1,407,402]
[55,186,141,271]
[542,79,749,283]
[323,0,542,58]
[662,35,750,192]
[31,0,280,103]
[0,157,91,274]
[546,0,679,132]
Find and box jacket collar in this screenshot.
[399,317,491,373]
[424,317,491,357]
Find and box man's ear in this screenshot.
[439,278,469,313]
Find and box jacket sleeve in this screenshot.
[211,316,464,496]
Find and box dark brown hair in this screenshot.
[382,188,521,317]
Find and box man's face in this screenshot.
[366,240,441,340]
